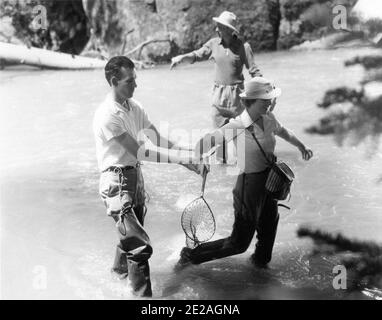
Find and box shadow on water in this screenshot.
[158,233,379,300]
[158,256,366,300]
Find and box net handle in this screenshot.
[200,117,262,160]
[200,166,208,197]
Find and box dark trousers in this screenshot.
[189,170,279,265]
[99,168,152,297]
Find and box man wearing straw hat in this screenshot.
[171,11,262,163]
[176,77,313,269]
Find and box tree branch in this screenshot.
[125,38,172,60]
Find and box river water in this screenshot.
[1,47,381,300]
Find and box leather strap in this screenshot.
[247,125,274,166]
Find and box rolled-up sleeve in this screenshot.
[243,42,262,77]
[269,112,284,135]
[140,107,153,130]
[192,39,213,62]
[133,102,153,144]
[100,114,126,141]
[274,118,284,135]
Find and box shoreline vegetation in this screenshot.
[297,227,382,292]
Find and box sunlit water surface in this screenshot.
[1,47,381,299]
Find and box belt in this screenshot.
[243,167,270,176]
[103,164,140,174]
[213,81,244,88]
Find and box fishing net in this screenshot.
[181,197,215,248]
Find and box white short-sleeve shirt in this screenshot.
[93,94,152,171]
[219,109,284,173]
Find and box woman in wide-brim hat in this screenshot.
[170,11,262,163]
[176,77,313,269]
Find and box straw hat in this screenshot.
[212,11,240,34]
[239,77,282,100]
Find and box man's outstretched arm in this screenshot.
[113,127,206,175]
[146,124,192,151]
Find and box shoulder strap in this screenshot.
[247,125,273,166]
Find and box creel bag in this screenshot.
[248,127,295,201]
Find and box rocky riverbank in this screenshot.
[0,0,358,62]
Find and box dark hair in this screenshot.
[104,56,135,86]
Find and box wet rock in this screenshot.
[83,0,281,62]
[0,0,365,62]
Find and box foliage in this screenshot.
[0,0,45,47]
[278,0,357,49]
[345,55,382,70]
[298,227,382,291]
[304,23,382,297]
[307,53,382,150]
[282,0,317,22]
[0,0,89,54]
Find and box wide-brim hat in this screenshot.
[212,11,240,34]
[239,77,282,100]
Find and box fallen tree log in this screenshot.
[0,42,106,69]
[124,38,172,60]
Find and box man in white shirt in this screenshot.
[93,56,205,297]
